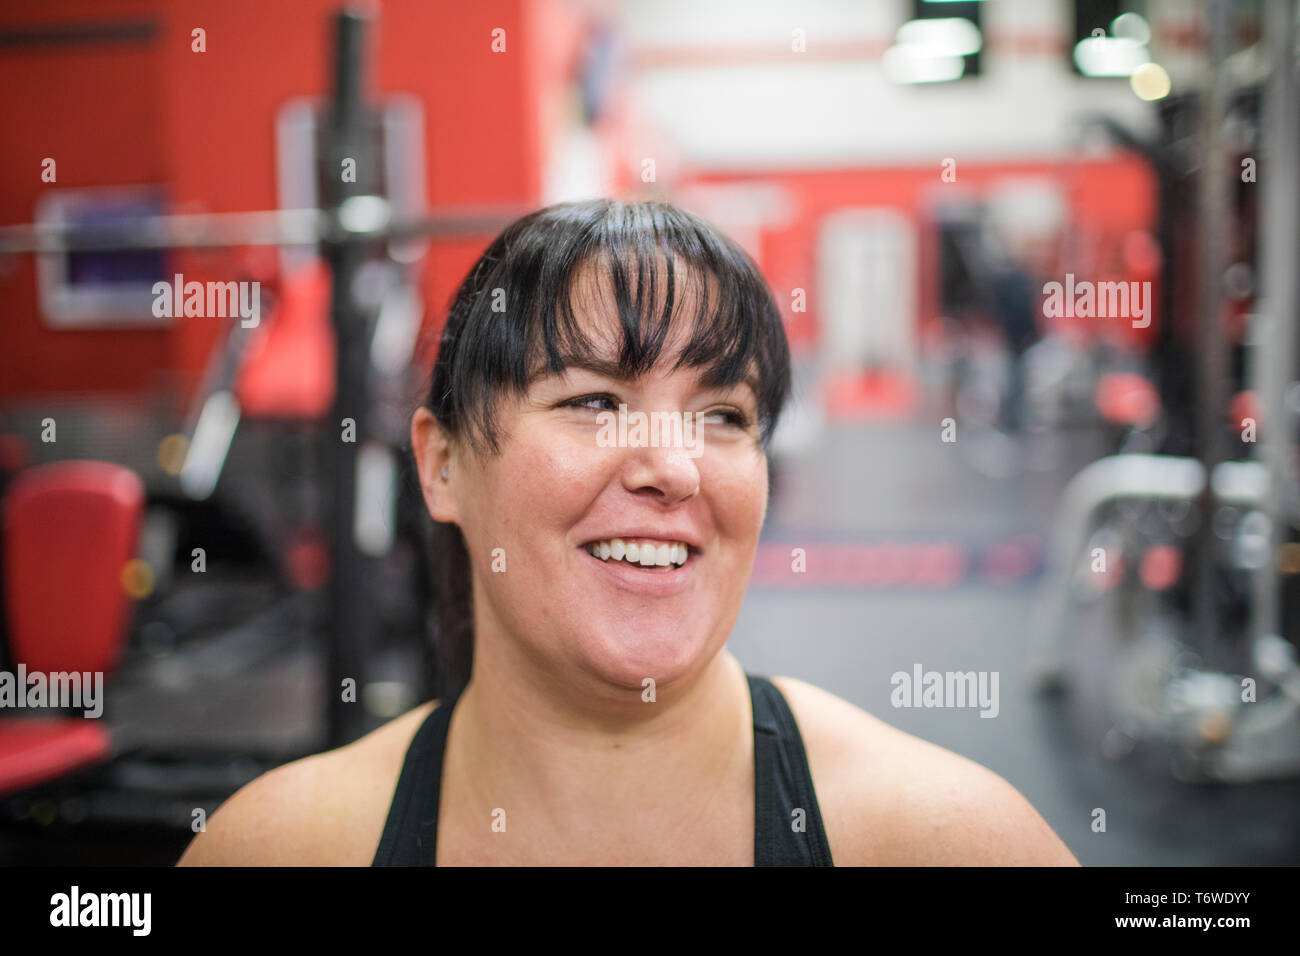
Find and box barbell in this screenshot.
[0,200,532,256]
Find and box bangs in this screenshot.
[531,244,758,393]
[429,199,790,454]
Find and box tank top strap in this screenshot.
[371,693,458,866]
[747,673,836,867]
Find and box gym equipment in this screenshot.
[0,6,529,844]
[0,462,143,795]
[1032,0,1300,783]
[0,204,526,255]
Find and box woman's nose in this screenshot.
[619,443,702,506]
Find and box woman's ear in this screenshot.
[410,407,460,524]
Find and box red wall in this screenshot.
[0,0,171,396]
[0,0,580,402]
[0,0,1159,403]
[687,155,1159,355]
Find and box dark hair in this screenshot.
[422,198,791,699]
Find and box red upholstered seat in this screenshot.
[0,719,111,797]
[0,460,143,795]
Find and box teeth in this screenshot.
[584,537,691,568]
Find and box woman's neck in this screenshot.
[445,645,753,845]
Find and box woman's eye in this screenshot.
[561,393,619,412]
[702,407,751,428]
[558,395,751,428]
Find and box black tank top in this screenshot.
[372,673,835,866]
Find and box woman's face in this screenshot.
[416,271,771,692]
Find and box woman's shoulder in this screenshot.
[768,676,1079,866]
[176,699,440,866]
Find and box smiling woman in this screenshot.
[416,200,789,705]
[176,199,1079,868]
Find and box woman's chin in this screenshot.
[575,626,712,691]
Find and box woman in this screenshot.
[179,199,1078,866]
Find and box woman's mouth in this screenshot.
[582,537,692,573]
